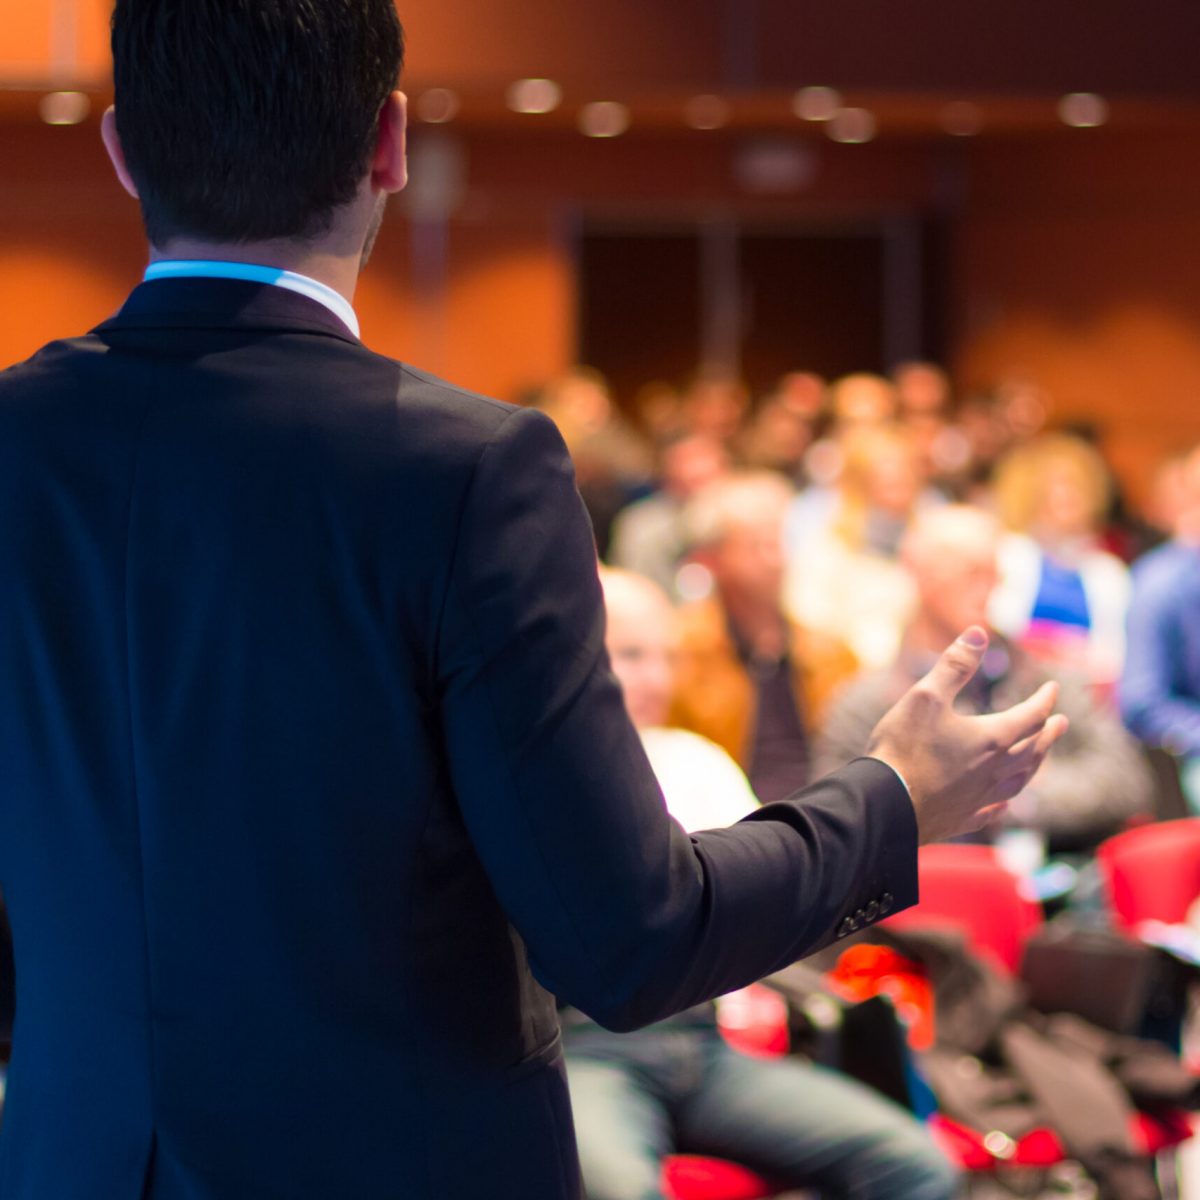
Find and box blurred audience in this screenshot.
[830,372,898,430]
[681,369,750,447]
[536,366,654,555]
[1143,452,1192,545]
[818,506,1153,855]
[630,380,685,443]
[562,567,959,1200]
[785,424,937,670]
[669,472,858,803]
[534,354,1182,838]
[892,361,972,495]
[734,371,826,481]
[1122,445,1200,776]
[608,432,730,598]
[988,433,1131,690]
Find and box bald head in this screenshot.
[600,568,676,730]
[684,471,794,608]
[901,506,1002,643]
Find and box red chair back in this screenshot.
[1097,818,1200,932]
[884,843,1042,975]
[661,1156,780,1200]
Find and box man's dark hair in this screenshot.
[111,1,404,246]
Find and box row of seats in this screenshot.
[663,820,1200,1200]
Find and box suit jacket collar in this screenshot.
[94,277,363,347]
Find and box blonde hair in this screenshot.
[832,424,919,549]
[992,433,1112,533]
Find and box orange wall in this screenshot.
[0,117,940,402]
[1,0,111,83]
[0,119,577,404]
[953,128,1200,505]
[5,113,1200,502]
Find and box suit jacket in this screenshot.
[0,278,918,1199]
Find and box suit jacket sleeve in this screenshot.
[436,406,918,1031]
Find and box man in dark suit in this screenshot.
[0,3,1065,1197]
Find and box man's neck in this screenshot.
[149,239,362,307]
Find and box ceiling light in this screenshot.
[941,101,984,137]
[416,88,460,125]
[684,94,730,131]
[39,91,90,126]
[792,86,842,122]
[826,107,877,144]
[506,78,562,115]
[1058,92,1108,128]
[579,101,630,139]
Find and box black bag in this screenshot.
[1020,921,1157,1034]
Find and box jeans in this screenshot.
[564,1023,959,1200]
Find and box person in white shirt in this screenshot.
[559,567,959,1200]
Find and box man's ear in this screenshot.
[100,107,140,199]
[371,91,408,194]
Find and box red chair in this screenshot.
[661,1155,782,1200]
[882,843,1193,1177]
[1097,817,1200,933]
[884,842,1043,976]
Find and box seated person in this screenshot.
[561,567,959,1200]
[817,506,1153,856]
[988,433,1131,692]
[1121,443,1200,798]
[784,425,938,670]
[669,471,858,804]
[608,431,730,599]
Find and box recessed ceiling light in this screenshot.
[826,107,877,144]
[39,91,90,126]
[684,94,730,131]
[1058,92,1108,128]
[579,101,630,139]
[416,88,460,125]
[792,86,842,122]
[506,78,562,115]
[941,101,984,137]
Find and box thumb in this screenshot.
[920,626,989,702]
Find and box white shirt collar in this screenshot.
[142,259,360,338]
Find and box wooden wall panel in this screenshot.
[4,106,1200,503]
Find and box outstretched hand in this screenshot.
[866,626,1070,844]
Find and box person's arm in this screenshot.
[1120,564,1200,755]
[436,408,1061,1031]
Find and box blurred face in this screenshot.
[865,446,922,516]
[1037,463,1095,538]
[713,514,786,609]
[604,579,676,730]
[834,377,896,428]
[662,437,728,500]
[685,381,748,443]
[912,531,1000,635]
[894,364,949,418]
[547,375,611,436]
[751,401,816,466]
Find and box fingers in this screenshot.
[975,681,1060,748]
[989,713,1071,803]
[917,626,990,703]
[963,801,1008,834]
